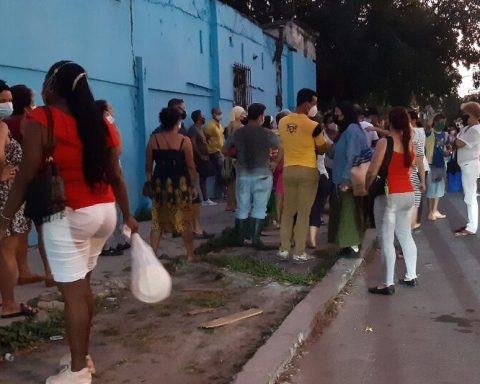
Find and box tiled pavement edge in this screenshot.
[233,228,377,384]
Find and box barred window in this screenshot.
[233,63,252,109]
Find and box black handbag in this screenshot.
[196,157,216,178]
[369,136,394,198]
[24,107,66,224]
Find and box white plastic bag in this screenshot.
[130,233,172,303]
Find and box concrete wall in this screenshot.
[1,0,317,215]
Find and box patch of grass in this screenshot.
[203,254,335,286]
[0,310,64,354]
[194,227,239,255]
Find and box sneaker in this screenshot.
[59,354,96,374]
[277,249,289,261]
[46,367,91,384]
[202,199,218,206]
[293,253,311,262]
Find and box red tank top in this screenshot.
[387,151,414,194]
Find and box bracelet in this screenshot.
[0,212,12,222]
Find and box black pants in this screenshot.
[309,173,331,227]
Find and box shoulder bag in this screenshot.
[24,107,66,224]
[368,136,394,198]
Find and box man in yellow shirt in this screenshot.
[205,107,225,196]
[278,89,327,261]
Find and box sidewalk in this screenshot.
[0,202,233,328]
[285,194,480,384]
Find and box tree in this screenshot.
[220,0,480,106]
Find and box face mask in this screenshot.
[241,117,248,125]
[308,105,318,118]
[201,117,206,125]
[0,102,13,120]
[215,114,223,121]
[462,114,470,127]
[434,122,446,132]
[181,111,187,120]
[333,115,342,124]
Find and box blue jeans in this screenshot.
[235,174,273,220]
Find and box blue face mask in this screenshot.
[0,102,13,120]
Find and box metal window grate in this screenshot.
[233,63,252,109]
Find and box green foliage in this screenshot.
[221,0,480,105]
[0,311,64,355]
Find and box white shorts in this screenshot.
[42,202,117,283]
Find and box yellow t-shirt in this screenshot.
[278,113,326,168]
[205,119,224,154]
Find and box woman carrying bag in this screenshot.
[0,61,138,384]
[366,107,418,295]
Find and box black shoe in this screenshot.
[398,278,417,287]
[116,242,131,252]
[339,247,360,259]
[251,218,276,250]
[100,247,123,257]
[234,219,249,246]
[368,285,395,295]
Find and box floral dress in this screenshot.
[0,135,29,236]
[151,136,192,233]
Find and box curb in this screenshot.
[233,229,377,384]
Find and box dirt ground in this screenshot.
[0,259,308,384]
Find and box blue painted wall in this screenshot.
[1,0,316,214]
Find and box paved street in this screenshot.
[288,194,480,384]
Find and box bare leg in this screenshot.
[35,226,54,282]
[150,229,162,256]
[16,232,42,280]
[427,198,436,220]
[308,226,318,248]
[192,203,203,234]
[411,207,420,229]
[182,226,195,262]
[85,272,94,356]
[57,278,91,372]
[0,236,20,315]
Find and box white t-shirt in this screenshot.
[360,121,379,149]
[457,124,480,165]
[323,131,334,170]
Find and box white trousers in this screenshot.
[374,193,417,286]
[460,161,480,233]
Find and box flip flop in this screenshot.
[454,229,475,237]
[434,213,447,219]
[1,303,39,319]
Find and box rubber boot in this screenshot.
[234,219,248,246]
[252,218,275,250]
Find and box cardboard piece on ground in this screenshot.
[181,287,224,293]
[187,308,217,316]
[200,308,263,329]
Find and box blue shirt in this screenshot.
[332,123,369,185]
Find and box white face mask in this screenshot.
[327,122,339,132]
[308,105,318,118]
[215,114,223,121]
[0,102,13,120]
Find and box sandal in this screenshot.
[434,212,447,219]
[1,303,39,319]
[454,229,475,237]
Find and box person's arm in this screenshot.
[106,146,139,233]
[366,126,391,137]
[182,137,198,197]
[313,124,327,154]
[0,120,45,224]
[413,136,426,192]
[145,136,154,182]
[365,138,387,189]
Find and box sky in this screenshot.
[458,65,476,97]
